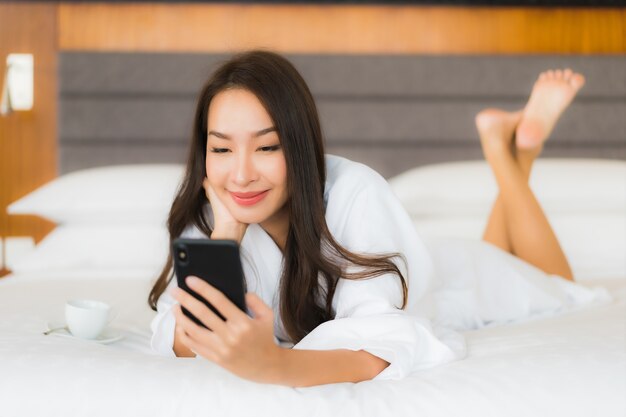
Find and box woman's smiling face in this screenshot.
[205,88,289,227]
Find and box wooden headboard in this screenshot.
[59,53,625,178]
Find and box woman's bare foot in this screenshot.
[475,109,523,161]
[516,69,585,150]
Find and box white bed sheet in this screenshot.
[0,272,624,417]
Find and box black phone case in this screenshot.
[172,238,247,328]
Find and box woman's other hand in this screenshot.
[203,178,248,243]
[171,276,283,384]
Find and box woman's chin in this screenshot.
[227,199,287,227]
[231,212,268,226]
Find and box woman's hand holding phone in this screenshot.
[171,276,283,383]
[172,181,283,378]
[203,178,248,243]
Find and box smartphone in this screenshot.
[172,238,247,328]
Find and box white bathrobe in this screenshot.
[151,155,608,380]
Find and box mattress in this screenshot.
[0,273,623,417]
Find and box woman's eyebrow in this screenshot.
[254,127,277,137]
[208,127,277,139]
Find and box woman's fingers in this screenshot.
[245,293,273,320]
[186,276,248,322]
[176,327,219,362]
[171,285,228,335]
[173,288,280,376]
[173,305,223,361]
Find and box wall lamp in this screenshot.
[1,53,34,116]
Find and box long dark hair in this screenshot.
[148,50,407,343]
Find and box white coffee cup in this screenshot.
[65,299,113,340]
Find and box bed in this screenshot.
[1,158,624,417]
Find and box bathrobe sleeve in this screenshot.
[150,225,208,357]
[292,164,463,380]
[150,279,177,356]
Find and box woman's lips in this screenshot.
[229,190,269,206]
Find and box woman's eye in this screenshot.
[210,148,230,154]
[259,145,281,152]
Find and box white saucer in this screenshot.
[45,322,124,344]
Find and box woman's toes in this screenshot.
[516,68,585,151]
[563,68,573,81]
[539,72,548,81]
[570,73,586,90]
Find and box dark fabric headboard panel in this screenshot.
[59,53,625,178]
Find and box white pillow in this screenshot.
[9,226,170,274]
[7,164,185,226]
[389,159,626,216]
[388,159,626,281]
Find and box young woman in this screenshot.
[148,51,601,387]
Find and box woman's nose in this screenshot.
[232,154,257,186]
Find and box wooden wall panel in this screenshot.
[0,3,57,245]
[58,4,625,54]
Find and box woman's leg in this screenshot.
[475,69,585,281]
[478,113,537,254]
